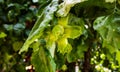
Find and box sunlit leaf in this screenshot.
[57,37,68,54]
[0,32,7,38]
[64,26,82,39]
[52,25,64,36]
[100,54,105,60]
[105,0,114,3]
[58,15,69,27]
[61,64,67,71]
[116,51,120,66]
[46,33,57,51]
[19,0,58,54]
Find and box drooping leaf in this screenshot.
[48,42,56,58]
[31,46,56,72]
[45,33,56,57]
[46,33,57,46]
[19,0,59,54]
[45,32,57,58]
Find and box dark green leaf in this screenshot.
[67,42,88,63]
[94,14,120,54]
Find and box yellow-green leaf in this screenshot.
[0,32,7,38]
[64,26,82,39]
[58,15,69,27]
[52,25,64,36]
[57,37,68,54]
[57,37,72,54]
[13,41,23,52]
[116,51,120,66]
[105,0,114,3]
[19,0,58,54]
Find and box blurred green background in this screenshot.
[0,0,42,71]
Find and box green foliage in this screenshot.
[67,42,88,63]
[1,0,120,72]
[19,0,120,71]
[31,46,56,72]
[116,51,120,66]
[64,26,82,39]
[93,13,120,64]
[0,0,39,72]
[19,0,59,54]
[56,0,85,17]
[13,41,23,52]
